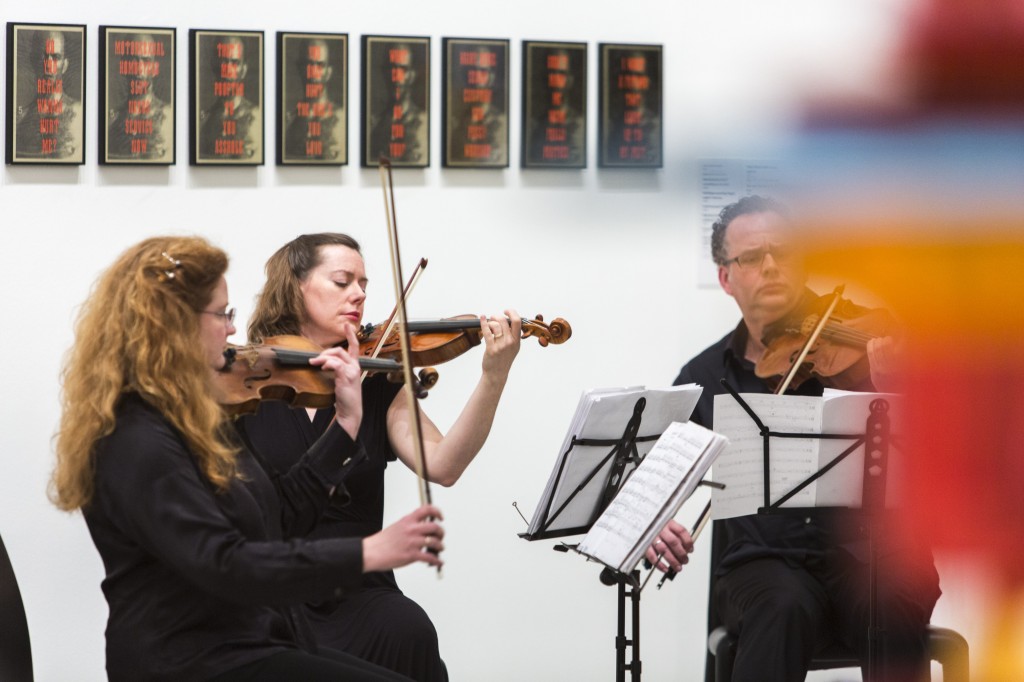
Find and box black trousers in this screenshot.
[209,647,414,682]
[714,552,940,682]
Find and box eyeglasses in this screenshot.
[722,244,797,270]
[201,308,236,325]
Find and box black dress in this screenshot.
[84,393,408,682]
[236,374,448,682]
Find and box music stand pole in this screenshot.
[603,568,642,682]
[862,398,891,681]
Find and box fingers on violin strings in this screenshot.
[489,316,505,339]
[494,311,513,339]
[479,315,494,341]
[506,308,522,336]
[481,315,501,341]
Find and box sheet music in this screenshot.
[577,421,728,572]
[711,390,903,519]
[524,384,703,538]
[711,393,822,519]
[818,389,904,507]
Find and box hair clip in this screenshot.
[161,252,181,280]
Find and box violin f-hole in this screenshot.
[242,369,272,389]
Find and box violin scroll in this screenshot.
[521,314,572,347]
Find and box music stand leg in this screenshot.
[613,570,642,682]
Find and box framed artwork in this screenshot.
[277,31,347,165]
[5,23,86,165]
[361,35,429,168]
[521,40,587,169]
[598,43,662,169]
[189,29,264,165]
[442,37,509,168]
[99,26,175,165]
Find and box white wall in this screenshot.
[3,1,979,681]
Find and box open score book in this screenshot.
[710,389,904,520]
[576,420,728,574]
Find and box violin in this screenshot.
[357,314,572,367]
[755,287,895,393]
[213,335,437,416]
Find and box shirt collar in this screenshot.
[725,318,750,366]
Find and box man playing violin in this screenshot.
[649,196,940,682]
[237,233,522,682]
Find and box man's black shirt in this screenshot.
[673,317,865,574]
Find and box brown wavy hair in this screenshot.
[247,233,361,343]
[51,236,237,511]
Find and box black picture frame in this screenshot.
[99,26,175,165]
[521,40,587,169]
[598,43,662,169]
[361,35,430,168]
[277,31,348,166]
[189,29,264,166]
[442,37,509,169]
[5,22,87,165]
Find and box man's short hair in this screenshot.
[710,195,789,265]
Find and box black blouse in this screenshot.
[236,374,403,591]
[83,393,366,682]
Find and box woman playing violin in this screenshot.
[51,236,444,682]
[239,233,522,682]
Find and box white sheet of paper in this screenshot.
[817,389,904,508]
[711,393,822,519]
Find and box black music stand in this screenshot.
[522,397,659,541]
[719,379,895,681]
[522,396,660,682]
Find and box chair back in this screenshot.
[0,532,34,682]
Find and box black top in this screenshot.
[673,313,871,573]
[236,373,404,592]
[84,393,366,682]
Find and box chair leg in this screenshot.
[708,626,737,682]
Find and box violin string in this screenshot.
[820,323,875,345]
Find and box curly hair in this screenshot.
[247,233,361,343]
[710,195,790,265]
[51,236,237,511]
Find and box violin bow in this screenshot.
[379,158,436,528]
[775,284,846,395]
[361,257,428,383]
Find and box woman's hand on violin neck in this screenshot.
[362,504,445,573]
[309,323,364,439]
[480,308,521,378]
